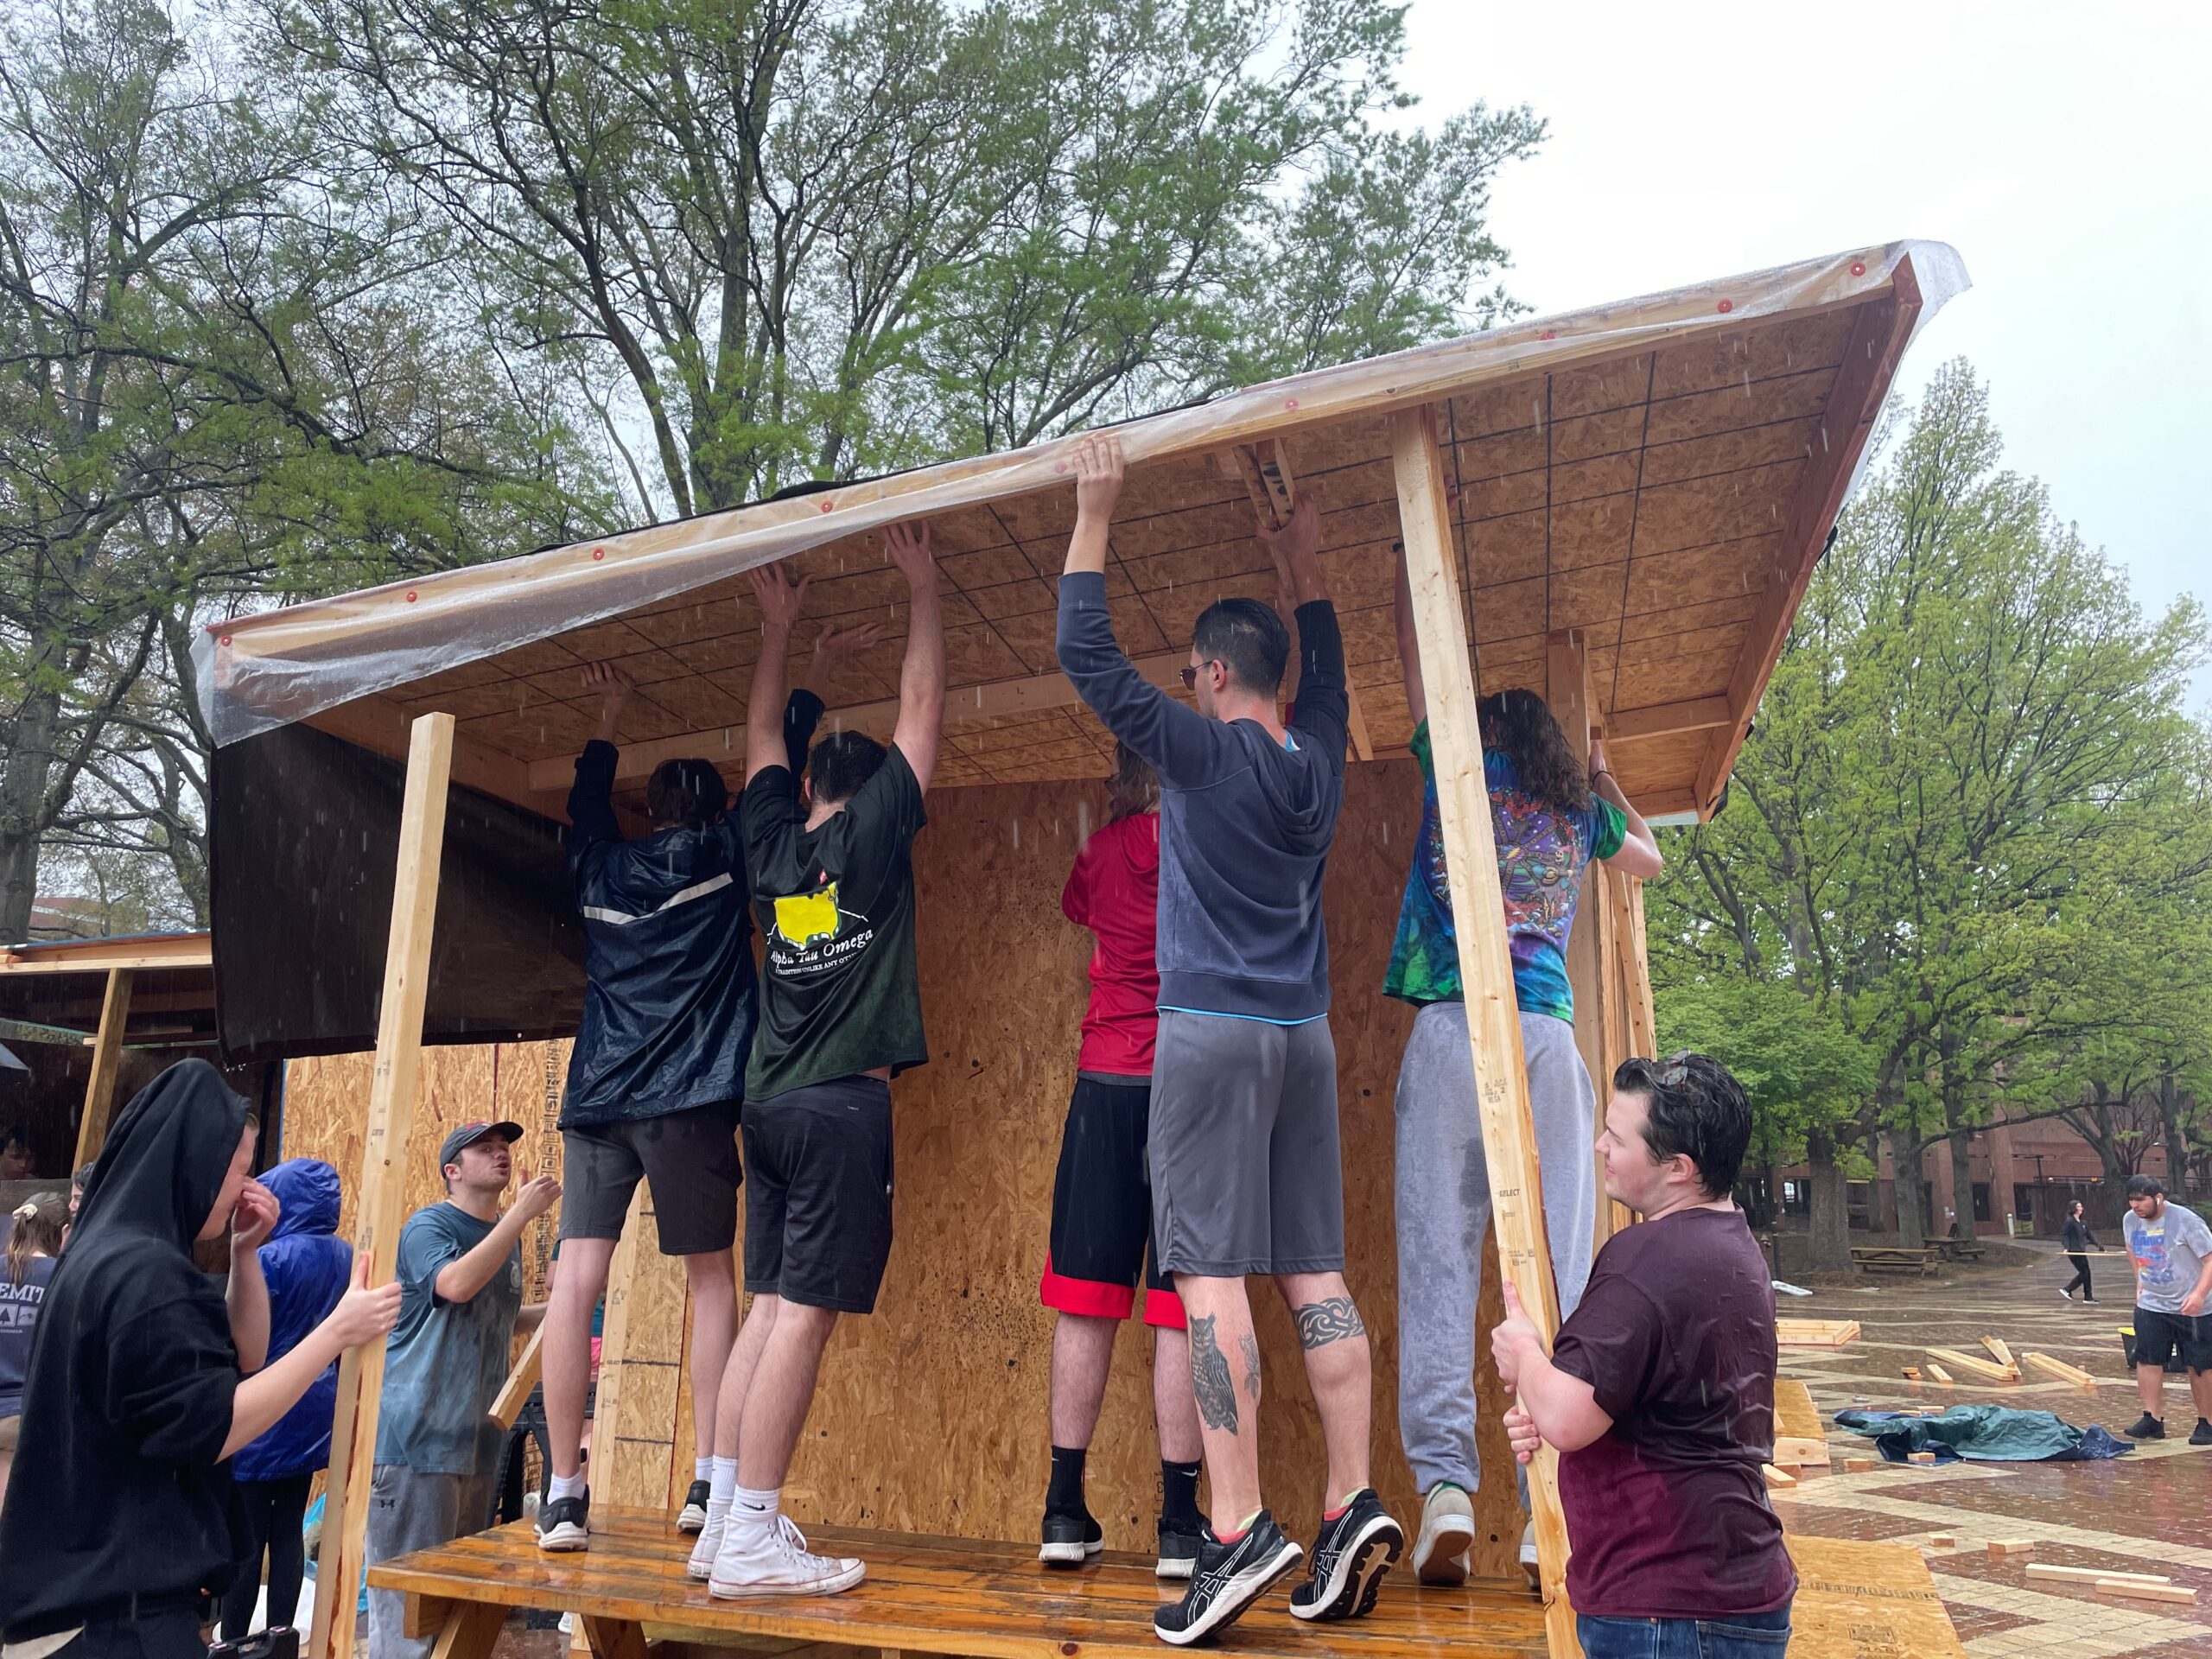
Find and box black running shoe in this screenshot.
[1287,1489,1402,1623]
[2190,1419,2212,1446]
[678,1478,712,1534]
[1157,1516,1207,1581]
[1154,1512,1303,1646]
[2126,1413,2165,1440]
[1039,1507,1103,1567]
[536,1487,591,1551]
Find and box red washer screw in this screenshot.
[405,590,418,602]
[1717,299,1733,314]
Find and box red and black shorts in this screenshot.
[1040,1074,1185,1329]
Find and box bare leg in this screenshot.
[683,1249,740,1464]
[734,1301,842,1491]
[1152,1325,1202,1464]
[1176,1275,1263,1525]
[2190,1367,2212,1423]
[1277,1271,1372,1503]
[714,1294,782,1459]
[2138,1362,2167,1421]
[1050,1313,1121,1448]
[544,1236,616,1480]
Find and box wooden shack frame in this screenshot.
[200,242,1963,1659]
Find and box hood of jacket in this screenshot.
[260,1158,340,1242]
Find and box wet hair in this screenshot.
[1478,687,1590,817]
[1192,598,1289,696]
[73,1161,96,1190]
[808,730,889,807]
[646,758,729,830]
[2126,1174,2164,1199]
[1613,1052,1751,1199]
[5,1192,66,1285]
[1106,742,1159,824]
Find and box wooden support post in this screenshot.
[1546,630,1618,1254]
[1389,404,1578,1658]
[71,966,137,1168]
[491,1325,546,1431]
[310,713,455,1659]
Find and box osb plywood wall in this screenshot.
[275,761,1523,1575]
[281,1039,569,1306]
[785,761,1522,1574]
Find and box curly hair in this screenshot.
[1478,687,1590,817]
[1105,742,1159,823]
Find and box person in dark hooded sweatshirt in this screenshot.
[219,1158,353,1643]
[0,1061,399,1659]
[541,620,879,1551]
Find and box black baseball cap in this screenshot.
[438,1121,524,1169]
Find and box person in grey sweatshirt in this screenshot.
[1055,433,1399,1647]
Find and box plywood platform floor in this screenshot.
[372,1510,1961,1659]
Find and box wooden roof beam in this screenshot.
[1692,260,1926,815]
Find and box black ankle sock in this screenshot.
[1047,1446,1089,1515]
[1160,1458,1204,1528]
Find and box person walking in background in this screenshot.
[1036,743,1206,1580]
[2061,1200,2101,1304]
[1383,542,1663,1586]
[219,1160,354,1644]
[0,1060,398,1659]
[2119,1174,2212,1445]
[368,1123,556,1659]
[0,1192,66,1508]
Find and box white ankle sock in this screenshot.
[710,1456,739,1506]
[548,1471,586,1504]
[730,1484,781,1535]
[695,1456,714,1484]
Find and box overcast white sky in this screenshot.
[1401,0,2210,708]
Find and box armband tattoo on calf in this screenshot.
[1294,1296,1366,1351]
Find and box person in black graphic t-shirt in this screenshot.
[689,524,944,1601]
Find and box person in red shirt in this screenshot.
[1489,1052,1794,1659]
[1037,744,1205,1580]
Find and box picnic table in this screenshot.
[1852,1244,1940,1275]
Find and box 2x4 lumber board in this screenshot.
[492,1324,546,1430]
[1925,1347,2014,1385]
[2026,1564,2171,1587]
[311,690,545,808]
[1925,1363,1954,1385]
[1547,628,1615,1256]
[1981,1336,2015,1370]
[431,1601,508,1659]
[1777,1319,1861,1347]
[1390,404,1578,1659]
[1771,1377,1830,1467]
[311,712,458,1659]
[1612,873,1659,1059]
[2021,1351,2096,1387]
[1695,267,1923,814]
[70,967,136,1168]
[2098,1580,2197,1604]
[0,934,213,974]
[1606,695,1732,744]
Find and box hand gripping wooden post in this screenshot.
[1389,405,1579,1658]
[310,712,456,1659]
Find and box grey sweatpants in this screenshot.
[1395,1003,1597,1496]
[365,1464,494,1659]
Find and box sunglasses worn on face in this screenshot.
[1181,662,1218,690]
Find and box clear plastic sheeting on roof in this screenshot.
[196,241,1966,748]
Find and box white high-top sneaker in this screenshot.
[686,1508,728,1580]
[709,1513,866,1599]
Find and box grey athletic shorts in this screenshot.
[559,1101,741,1256]
[1148,1009,1344,1276]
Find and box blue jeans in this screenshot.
[1578,1606,1792,1658]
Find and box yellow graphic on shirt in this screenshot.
[772,882,843,948]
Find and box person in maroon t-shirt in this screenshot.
[1490,1052,1795,1659]
[1036,743,1206,1580]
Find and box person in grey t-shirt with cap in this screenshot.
[365,1122,557,1659]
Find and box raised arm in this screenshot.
[744,563,811,787]
[1391,541,1427,728]
[1260,495,1347,754]
[566,664,632,846]
[885,522,944,792]
[434,1176,561,1306]
[1590,736,1663,879]
[226,1180,279,1373]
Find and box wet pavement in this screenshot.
[1774,1243,2212,1657]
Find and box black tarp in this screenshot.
[212,721,586,1064]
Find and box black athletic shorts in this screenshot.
[559,1101,741,1256]
[742,1076,894,1314]
[2132,1306,2212,1371]
[1040,1074,1184,1330]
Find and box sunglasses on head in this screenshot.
[1655,1052,1694,1088]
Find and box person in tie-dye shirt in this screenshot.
[1382,543,1663,1587]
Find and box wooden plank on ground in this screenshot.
[1777,1319,1860,1348]
[310,712,456,1659]
[1770,1377,1830,1468]
[2021,1351,2096,1387]
[70,967,136,1167]
[1981,1336,2015,1370]
[2026,1564,2170,1587]
[1391,404,1577,1659]
[1926,1347,2015,1385]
